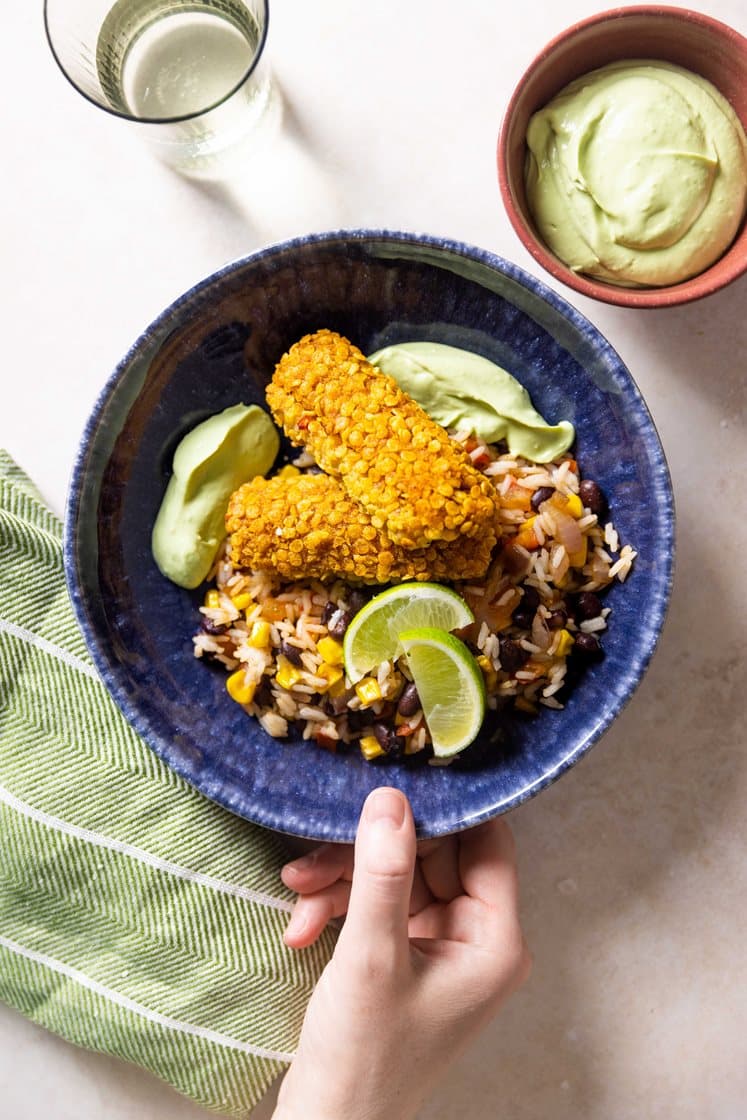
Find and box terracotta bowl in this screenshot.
[497,6,747,308]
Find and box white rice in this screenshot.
[194,438,636,763]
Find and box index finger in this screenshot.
[458,817,519,911]
[281,842,353,893]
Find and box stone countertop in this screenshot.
[2,1,745,1117]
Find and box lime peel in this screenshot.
[342,582,474,684]
[399,626,486,758]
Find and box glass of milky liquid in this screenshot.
[45,0,274,176]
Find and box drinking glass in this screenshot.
[44,0,274,176]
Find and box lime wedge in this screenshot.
[343,582,474,683]
[399,627,486,758]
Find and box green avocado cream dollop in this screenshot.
[525,60,747,288]
[152,403,279,589]
[368,341,574,461]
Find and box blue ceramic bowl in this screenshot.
[65,230,674,841]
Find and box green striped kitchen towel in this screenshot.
[0,450,336,1117]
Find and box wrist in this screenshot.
[272,1065,418,1120]
[272,1068,337,1120]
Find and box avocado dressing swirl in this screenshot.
[525,60,747,287]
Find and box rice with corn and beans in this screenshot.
[193,427,636,765]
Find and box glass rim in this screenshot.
[43,0,270,125]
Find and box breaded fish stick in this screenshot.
[265,330,498,550]
[226,473,496,585]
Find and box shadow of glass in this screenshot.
[177,78,351,245]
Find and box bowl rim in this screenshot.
[43,0,271,125]
[497,4,747,309]
[63,227,676,839]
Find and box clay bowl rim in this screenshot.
[497,4,747,309]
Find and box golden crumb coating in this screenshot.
[226,473,496,585]
[265,329,499,550]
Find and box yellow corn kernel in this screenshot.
[355,677,382,705]
[248,620,271,648]
[231,591,253,611]
[316,662,344,693]
[565,492,584,519]
[326,673,348,699]
[275,656,303,691]
[317,636,344,666]
[518,515,537,533]
[276,464,301,478]
[204,589,221,609]
[476,654,498,689]
[359,734,386,760]
[226,669,257,706]
[514,695,538,715]
[554,629,575,658]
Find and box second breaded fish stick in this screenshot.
[265,329,498,550]
[226,473,496,585]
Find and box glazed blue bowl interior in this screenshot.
[65,230,674,841]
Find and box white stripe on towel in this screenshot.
[0,616,99,681]
[0,934,296,1063]
[0,783,292,914]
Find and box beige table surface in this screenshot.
[2,1,746,1117]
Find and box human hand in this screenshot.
[273,787,531,1120]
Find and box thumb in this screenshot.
[337,787,416,957]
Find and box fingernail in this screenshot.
[285,907,308,940]
[364,787,406,828]
[287,850,316,872]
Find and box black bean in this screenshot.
[347,589,369,614]
[346,710,370,733]
[521,585,541,611]
[511,608,535,631]
[513,584,540,630]
[530,485,555,512]
[387,738,405,760]
[327,608,353,639]
[254,681,273,708]
[397,682,421,717]
[498,638,530,674]
[200,617,229,636]
[279,640,303,665]
[573,632,604,659]
[547,608,568,630]
[373,723,405,757]
[575,591,603,621]
[321,600,338,625]
[372,723,389,747]
[579,479,607,517]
